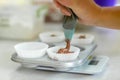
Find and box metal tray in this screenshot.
[11,43,97,71]
[36,56,109,74]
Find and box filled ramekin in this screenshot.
[71,33,95,46]
[47,45,80,61]
[39,31,65,44]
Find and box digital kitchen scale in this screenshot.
[11,43,109,74]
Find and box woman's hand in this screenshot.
[54,0,102,26]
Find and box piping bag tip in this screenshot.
[63,28,75,41]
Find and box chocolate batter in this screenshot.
[57,39,72,54]
[51,34,56,37]
[79,35,86,39]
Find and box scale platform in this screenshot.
[11,43,109,74]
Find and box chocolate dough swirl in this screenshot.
[79,35,86,39]
[57,39,72,54]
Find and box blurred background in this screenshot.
[0,0,120,40]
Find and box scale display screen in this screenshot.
[88,60,99,65]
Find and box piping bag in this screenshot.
[63,9,78,41]
[57,9,78,53]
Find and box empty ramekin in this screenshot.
[39,31,65,44]
[14,42,49,58]
[71,33,95,46]
[47,45,80,61]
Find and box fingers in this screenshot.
[54,0,71,16]
[60,8,71,16]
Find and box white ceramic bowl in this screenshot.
[14,42,49,58]
[47,45,80,61]
[71,33,95,45]
[39,31,65,44]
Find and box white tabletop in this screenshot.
[0,23,120,80]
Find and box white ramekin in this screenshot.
[47,45,80,61]
[39,31,65,44]
[71,33,95,46]
[14,42,49,58]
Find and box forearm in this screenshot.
[95,6,120,29]
[73,1,120,29]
